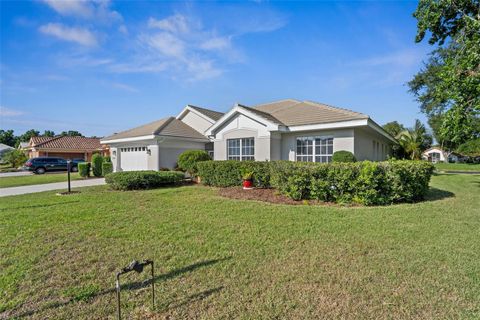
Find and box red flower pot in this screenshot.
[243,179,253,189]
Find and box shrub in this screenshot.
[102,162,113,176]
[197,160,434,205]
[2,149,27,168]
[91,154,103,177]
[332,150,356,163]
[103,156,111,163]
[105,171,184,190]
[78,162,90,178]
[197,161,271,188]
[177,150,211,176]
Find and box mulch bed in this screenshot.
[218,187,322,205]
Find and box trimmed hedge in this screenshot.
[197,160,434,205]
[78,162,90,178]
[105,171,184,190]
[332,150,356,163]
[197,161,271,188]
[177,150,211,176]
[91,154,103,177]
[102,162,113,176]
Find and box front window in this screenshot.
[296,137,333,163]
[431,152,441,162]
[227,138,254,161]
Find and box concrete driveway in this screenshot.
[0,178,106,197]
[0,171,32,178]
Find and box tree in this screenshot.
[383,121,406,138]
[0,129,17,147]
[409,0,480,148]
[456,138,480,156]
[18,129,39,143]
[60,130,83,137]
[3,149,27,168]
[43,130,55,137]
[396,119,433,160]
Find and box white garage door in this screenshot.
[119,147,148,171]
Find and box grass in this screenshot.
[435,162,480,172]
[0,172,84,188]
[0,174,479,319]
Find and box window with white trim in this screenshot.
[296,137,333,163]
[227,138,255,161]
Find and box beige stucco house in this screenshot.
[101,99,396,172]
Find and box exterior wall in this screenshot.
[213,113,272,161]
[109,137,208,172]
[422,148,446,162]
[281,128,354,161]
[179,110,214,134]
[28,149,107,161]
[353,128,392,161]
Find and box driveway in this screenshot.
[0,178,106,197]
[0,171,32,178]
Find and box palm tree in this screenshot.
[396,119,429,160]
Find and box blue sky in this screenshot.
[0,0,431,137]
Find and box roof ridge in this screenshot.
[303,100,368,118]
[32,135,61,147]
[237,104,284,125]
[254,98,301,108]
[153,116,174,135]
[107,117,171,138]
[188,104,222,114]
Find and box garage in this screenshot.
[119,147,149,171]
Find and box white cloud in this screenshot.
[109,82,139,93]
[42,0,122,22]
[39,23,98,47]
[200,36,231,51]
[148,14,190,34]
[354,49,424,68]
[143,32,185,57]
[0,106,25,117]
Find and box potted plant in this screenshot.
[242,170,254,190]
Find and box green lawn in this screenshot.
[1,174,479,319]
[0,173,83,188]
[435,162,480,172]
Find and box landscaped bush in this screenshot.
[177,150,211,176]
[198,160,434,205]
[332,150,356,163]
[78,162,90,178]
[91,154,103,177]
[105,171,184,190]
[197,160,271,188]
[103,156,111,163]
[102,162,113,176]
[270,160,434,204]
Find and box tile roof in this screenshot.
[188,105,224,121]
[30,136,104,150]
[253,99,368,126]
[103,117,208,141]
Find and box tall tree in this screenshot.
[396,119,433,160]
[18,129,39,143]
[43,130,55,137]
[60,130,83,137]
[383,121,406,137]
[409,0,480,148]
[0,129,17,147]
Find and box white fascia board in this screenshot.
[285,119,369,132]
[367,119,397,143]
[100,135,157,144]
[176,105,216,124]
[206,105,279,136]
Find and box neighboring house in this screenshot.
[0,143,15,160]
[101,99,396,172]
[422,147,461,163]
[27,136,109,161]
[18,141,29,150]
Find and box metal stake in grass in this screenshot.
[67,160,71,193]
[115,260,154,320]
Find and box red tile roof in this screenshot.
[30,136,105,151]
